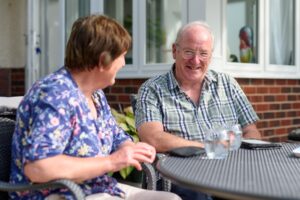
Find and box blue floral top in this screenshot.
[9,67,132,200]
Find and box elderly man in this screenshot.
[135,21,261,200]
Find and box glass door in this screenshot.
[26,0,91,90]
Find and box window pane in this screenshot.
[269,0,295,65]
[227,0,258,64]
[65,0,90,43]
[146,0,183,64]
[44,0,62,75]
[104,0,133,64]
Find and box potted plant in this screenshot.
[111,106,142,183]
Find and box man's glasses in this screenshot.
[176,44,210,60]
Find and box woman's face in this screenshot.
[101,52,127,87]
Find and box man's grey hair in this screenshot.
[175,21,215,48]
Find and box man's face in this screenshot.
[172,26,213,85]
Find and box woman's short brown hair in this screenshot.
[65,15,131,71]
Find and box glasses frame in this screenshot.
[176,44,211,61]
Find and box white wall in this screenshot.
[0,0,26,68]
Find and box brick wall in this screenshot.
[106,78,300,142]
[0,68,24,96]
[1,68,299,142]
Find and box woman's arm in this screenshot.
[24,140,156,183]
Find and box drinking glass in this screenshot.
[204,127,230,159]
[228,124,243,151]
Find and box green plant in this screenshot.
[111,106,139,179]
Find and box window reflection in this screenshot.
[227,0,258,64]
[146,0,183,64]
[269,0,295,65]
[104,0,133,64]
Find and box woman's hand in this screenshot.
[110,141,156,171]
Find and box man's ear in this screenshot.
[99,52,112,67]
[172,43,177,59]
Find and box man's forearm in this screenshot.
[242,124,262,139]
[140,130,204,153]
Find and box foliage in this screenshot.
[111,106,139,179]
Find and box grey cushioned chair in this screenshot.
[130,94,171,192]
[0,116,157,200]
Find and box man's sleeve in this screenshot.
[135,85,163,129]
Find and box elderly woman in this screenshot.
[9,15,181,200]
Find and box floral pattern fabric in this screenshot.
[9,67,131,200]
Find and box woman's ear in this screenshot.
[99,52,112,67]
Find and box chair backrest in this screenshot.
[0,117,16,199]
[129,94,137,113]
[288,128,300,142]
[0,107,17,121]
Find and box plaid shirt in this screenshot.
[135,67,259,141]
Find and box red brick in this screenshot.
[249,95,263,103]
[275,128,286,135]
[281,119,292,126]
[243,86,256,94]
[257,87,268,94]
[281,87,292,93]
[251,79,263,85]
[275,95,287,101]
[263,112,275,119]
[115,79,132,85]
[293,87,300,93]
[293,103,300,109]
[293,118,300,125]
[269,87,281,94]
[110,87,124,93]
[257,121,269,129]
[275,112,286,118]
[124,87,138,94]
[275,79,287,85]
[264,95,275,102]
[270,120,280,127]
[287,80,298,85]
[118,95,130,102]
[281,103,291,110]
[264,79,275,85]
[131,79,146,86]
[256,104,269,112]
[287,111,297,117]
[287,95,297,101]
[269,104,280,110]
[107,94,118,101]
